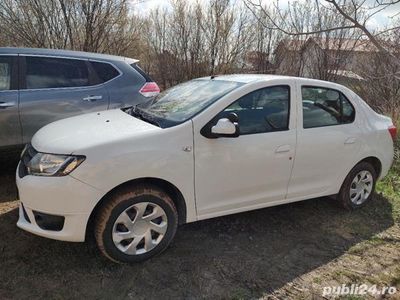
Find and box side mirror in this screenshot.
[201,112,239,138]
[211,118,237,135]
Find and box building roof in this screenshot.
[330,69,365,80]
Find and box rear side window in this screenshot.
[302,86,355,128]
[91,61,119,83]
[0,57,12,91]
[25,57,89,89]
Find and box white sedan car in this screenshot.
[16,75,396,263]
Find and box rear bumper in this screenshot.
[16,163,104,242]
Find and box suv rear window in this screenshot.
[91,61,120,83]
[26,57,89,89]
[131,63,153,82]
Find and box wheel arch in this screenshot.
[357,156,382,178]
[85,177,187,240]
[336,156,382,195]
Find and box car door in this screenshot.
[193,82,296,219]
[19,55,109,143]
[0,55,21,148]
[287,82,361,199]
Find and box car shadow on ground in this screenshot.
[0,157,395,299]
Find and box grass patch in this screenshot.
[347,236,388,255]
[391,267,400,287]
[331,269,363,282]
[376,135,400,223]
[339,296,365,300]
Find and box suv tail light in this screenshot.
[139,82,160,98]
[388,125,397,141]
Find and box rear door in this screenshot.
[0,55,21,148]
[287,82,361,199]
[19,55,109,143]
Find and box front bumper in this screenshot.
[16,162,104,242]
[17,203,90,242]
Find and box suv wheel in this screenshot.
[95,184,178,263]
[338,162,377,210]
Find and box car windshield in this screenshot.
[134,79,243,127]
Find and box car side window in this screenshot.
[302,86,355,129]
[220,85,290,135]
[0,57,12,91]
[341,95,356,124]
[25,57,89,89]
[91,61,120,83]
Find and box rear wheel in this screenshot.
[95,185,178,263]
[337,162,377,210]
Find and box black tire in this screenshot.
[95,184,178,263]
[337,162,377,210]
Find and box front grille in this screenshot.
[18,144,37,178]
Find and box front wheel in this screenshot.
[95,184,178,263]
[337,162,377,210]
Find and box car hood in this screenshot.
[31,109,160,154]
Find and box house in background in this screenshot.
[273,37,377,84]
[241,51,275,74]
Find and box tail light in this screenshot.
[388,125,397,141]
[139,82,160,98]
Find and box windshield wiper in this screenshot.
[130,106,161,127]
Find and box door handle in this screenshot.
[344,137,356,145]
[275,145,291,153]
[83,95,103,102]
[0,101,16,109]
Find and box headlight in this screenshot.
[26,153,85,176]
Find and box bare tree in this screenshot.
[246,3,283,73]
[139,0,254,87]
[245,0,400,117]
[0,0,139,54]
[0,0,398,117]
[268,1,362,80]
[244,0,400,63]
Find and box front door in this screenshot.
[193,84,296,219]
[0,55,21,148]
[19,55,109,143]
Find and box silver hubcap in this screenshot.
[350,170,373,205]
[112,202,168,255]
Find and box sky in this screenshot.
[132,0,400,30]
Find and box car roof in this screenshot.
[197,74,346,88]
[0,47,139,64]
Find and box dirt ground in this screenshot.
[0,156,399,299]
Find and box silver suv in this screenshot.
[0,47,159,151]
